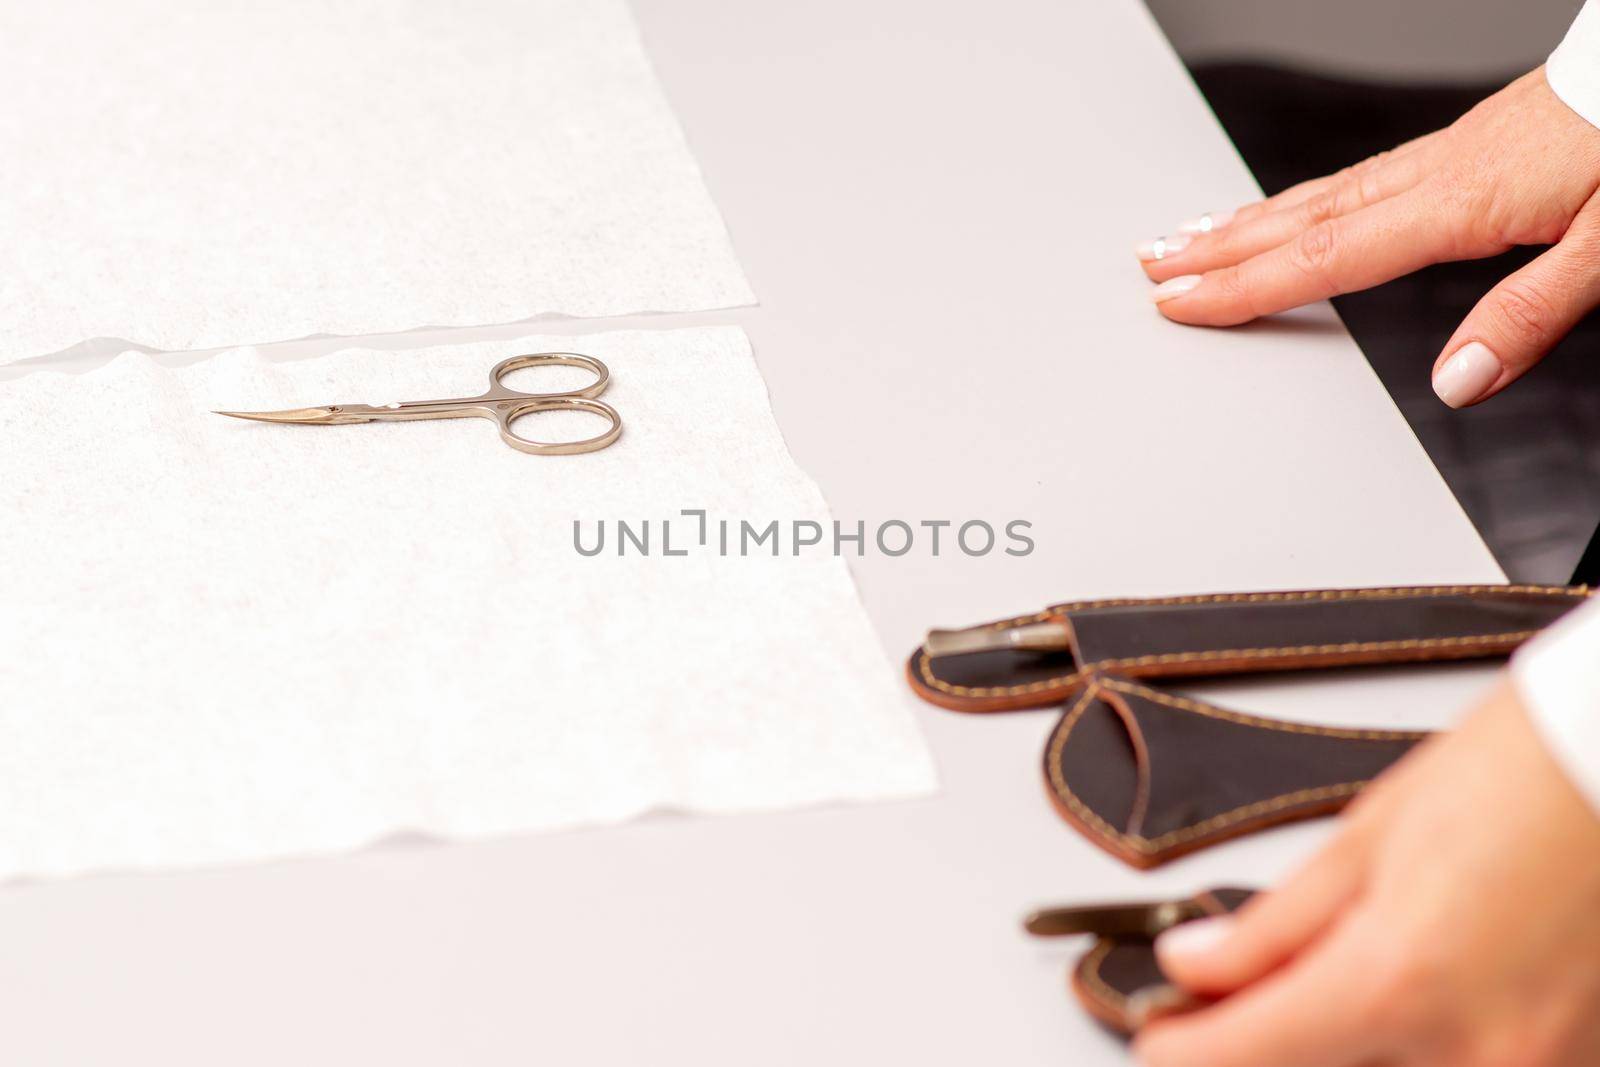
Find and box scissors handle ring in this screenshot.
[488,352,610,400]
[497,397,623,455]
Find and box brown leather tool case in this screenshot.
[1047,677,1424,868]
[1027,887,1258,1036]
[908,584,1588,865]
[909,584,1589,714]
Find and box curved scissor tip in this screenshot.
[213,407,341,424]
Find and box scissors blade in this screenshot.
[1023,899,1202,939]
[213,406,372,425]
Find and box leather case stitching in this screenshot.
[1085,629,1539,672]
[1077,939,1125,1011]
[1075,891,1245,1023]
[1106,689,1154,839]
[1099,677,1433,740]
[1045,679,1422,854]
[1046,583,1588,612]
[915,646,1079,697]
[918,584,1589,699]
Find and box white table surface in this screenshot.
[0,1,1508,1063]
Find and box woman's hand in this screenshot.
[1137,69,1600,408]
[1134,679,1600,1067]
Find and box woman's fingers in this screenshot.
[1141,147,1433,282]
[1135,921,1387,1067]
[1158,129,1445,248]
[1150,188,1462,326]
[1431,191,1600,407]
[1155,826,1373,995]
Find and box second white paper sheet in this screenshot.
[0,327,935,880]
[0,0,754,364]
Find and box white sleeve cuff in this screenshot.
[1512,595,1600,817]
[1548,0,1600,130]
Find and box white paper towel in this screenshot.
[0,326,935,880]
[0,0,754,364]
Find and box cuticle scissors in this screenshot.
[214,352,623,455]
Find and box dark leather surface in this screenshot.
[1060,586,1587,678]
[911,585,1589,714]
[1072,888,1257,1036]
[905,644,1080,712]
[1184,62,1600,587]
[1045,677,1425,868]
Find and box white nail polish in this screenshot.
[1177,209,1235,235]
[1156,915,1235,960]
[1432,341,1503,408]
[1150,274,1202,303]
[1135,233,1191,262]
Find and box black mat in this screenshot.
[1188,63,1600,583]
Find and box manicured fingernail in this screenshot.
[1432,341,1502,408]
[1149,274,1202,303]
[1156,915,1235,962]
[1177,209,1235,235]
[1135,233,1192,262]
